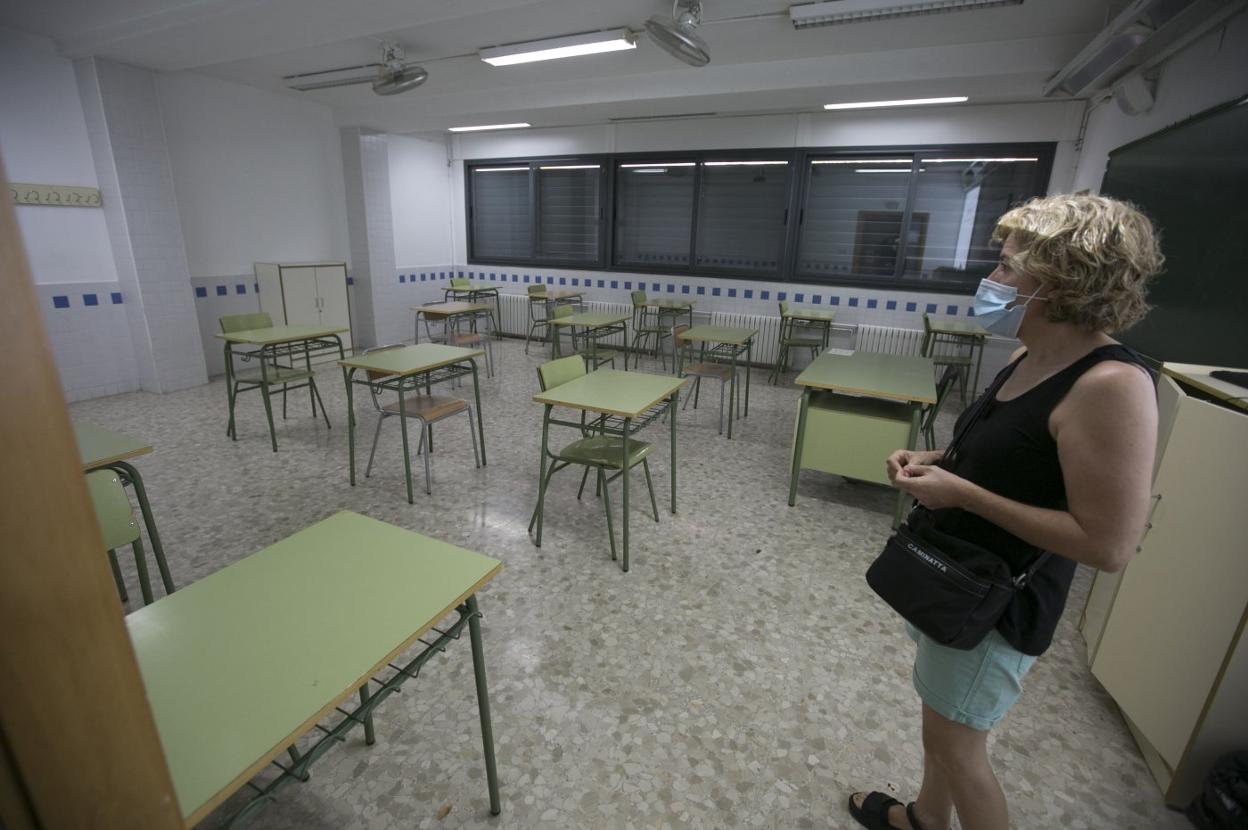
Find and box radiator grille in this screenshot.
[855,323,925,356]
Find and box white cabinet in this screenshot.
[1085,365,1248,807]
[254,262,352,359]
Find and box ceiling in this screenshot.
[0,0,1122,133]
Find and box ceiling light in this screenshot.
[448,123,532,133]
[620,162,696,168]
[812,158,912,164]
[480,29,636,67]
[824,96,968,110]
[920,157,1038,162]
[856,168,926,173]
[703,161,789,166]
[790,0,1024,29]
[538,165,601,170]
[473,167,529,173]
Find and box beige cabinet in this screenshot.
[253,262,352,359]
[1085,365,1248,806]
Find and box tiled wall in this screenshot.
[191,275,260,376]
[36,282,139,402]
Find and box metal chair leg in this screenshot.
[416,422,432,495]
[642,459,659,522]
[365,414,386,478]
[106,548,128,603]
[599,468,617,561]
[131,538,155,606]
[311,378,331,429]
[466,407,481,468]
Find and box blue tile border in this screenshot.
[235,284,246,294]
[195,286,207,299]
[53,295,70,309]
[111,292,124,304]
[216,285,227,296]
[83,293,98,306]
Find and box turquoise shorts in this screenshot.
[905,622,1037,731]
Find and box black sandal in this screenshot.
[848,791,936,830]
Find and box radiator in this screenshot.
[495,292,927,363]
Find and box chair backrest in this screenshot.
[219,312,273,333]
[537,355,586,392]
[528,284,547,296]
[922,313,934,335]
[361,344,404,382]
[552,304,574,319]
[450,277,470,288]
[86,470,141,551]
[922,364,963,431]
[630,290,647,308]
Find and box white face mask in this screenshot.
[972,278,1046,338]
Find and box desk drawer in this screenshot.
[800,395,915,485]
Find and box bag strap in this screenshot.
[1012,550,1052,588]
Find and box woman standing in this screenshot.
[849,194,1165,830]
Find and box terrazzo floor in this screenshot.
[70,337,1188,830]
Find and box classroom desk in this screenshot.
[675,324,757,438]
[444,282,500,330]
[215,325,348,452]
[340,344,487,504]
[788,351,936,527]
[923,318,989,397]
[649,298,696,329]
[412,302,493,343]
[782,307,837,348]
[549,310,631,367]
[128,511,502,828]
[532,369,682,572]
[75,422,176,598]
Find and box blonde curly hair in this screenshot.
[992,194,1164,333]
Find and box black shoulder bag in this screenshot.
[865,365,1051,650]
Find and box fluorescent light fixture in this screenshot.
[812,158,911,164]
[448,122,531,133]
[824,96,968,110]
[538,164,601,170]
[480,29,636,67]
[791,0,1023,29]
[920,157,1038,163]
[703,160,789,167]
[620,162,696,168]
[856,168,926,173]
[472,166,529,173]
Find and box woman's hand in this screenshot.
[891,462,975,510]
[885,449,944,483]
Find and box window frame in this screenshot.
[464,141,1054,294]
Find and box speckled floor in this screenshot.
[70,338,1187,830]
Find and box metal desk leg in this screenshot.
[533,406,553,546]
[670,392,677,515]
[896,406,922,528]
[259,346,278,452]
[470,360,487,466]
[744,339,752,418]
[788,388,811,506]
[398,381,414,504]
[346,368,357,486]
[970,337,984,399]
[112,460,175,596]
[728,348,737,440]
[224,342,237,439]
[622,419,632,572]
[466,594,502,815]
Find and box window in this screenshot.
[695,160,790,273]
[613,162,695,268]
[464,143,1053,291]
[537,163,601,262]
[469,166,530,259]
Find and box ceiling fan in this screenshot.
[282,43,428,95]
[645,0,711,66]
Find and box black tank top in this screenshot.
[928,343,1152,656]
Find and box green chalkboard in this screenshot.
[1100,94,1248,368]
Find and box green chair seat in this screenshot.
[232,365,316,384]
[556,436,653,469]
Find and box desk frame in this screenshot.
[550,314,630,369]
[675,326,756,439]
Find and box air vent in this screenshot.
[608,112,719,122]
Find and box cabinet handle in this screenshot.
[1136,493,1162,552]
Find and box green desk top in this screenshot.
[796,351,936,405]
[339,343,484,377]
[411,302,491,317]
[447,282,499,292]
[128,511,502,824]
[783,308,837,323]
[548,311,630,329]
[540,289,584,300]
[533,369,684,418]
[927,318,988,337]
[650,299,695,309]
[75,422,151,470]
[677,325,757,345]
[214,325,348,346]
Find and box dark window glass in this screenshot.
[613,162,695,268]
[470,166,531,259]
[537,164,600,262]
[902,155,1046,287]
[695,160,790,273]
[795,155,915,280]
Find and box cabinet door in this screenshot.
[279,267,320,326]
[1091,394,1248,768]
[314,265,351,353]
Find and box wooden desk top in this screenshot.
[677,325,757,346]
[533,369,683,418]
[339,344,484,378]
[75,422,152,470]
[782,308,837,323]
[128,511,501,824]
[412,302,491,317]
[214,325,348,346]
[548,311,630,329]
[927,318,989,338]
[795,351,936,405]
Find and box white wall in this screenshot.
[157,71,349,280]
[0,28,118,284]
[1073,11,1248,193]
[389,133,454,268]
